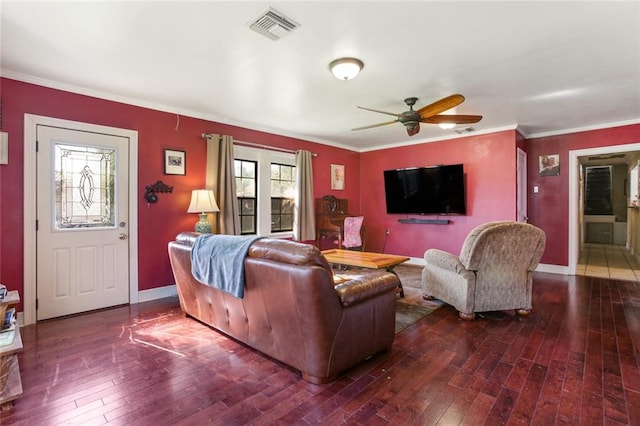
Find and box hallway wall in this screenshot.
[527,123,640,267]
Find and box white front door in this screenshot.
[36,125,130,320]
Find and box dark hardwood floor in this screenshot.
[2,272,639,425]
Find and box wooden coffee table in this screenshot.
[322,249,409,297]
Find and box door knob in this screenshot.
[118,233,128,240]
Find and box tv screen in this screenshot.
[383,164,466,215]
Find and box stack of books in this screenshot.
[0,285,15,347]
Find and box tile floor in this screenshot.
[576,243,640,282]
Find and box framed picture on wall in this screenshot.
[164,149,186,175]
[539,154,559,176]
[331,164,345,190]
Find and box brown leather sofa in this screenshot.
[168,232,399,384]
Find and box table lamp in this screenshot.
[187,189,220,233]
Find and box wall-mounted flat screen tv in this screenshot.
[383,164,466,215]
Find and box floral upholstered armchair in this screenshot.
[422,221,546,320]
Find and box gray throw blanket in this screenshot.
[190,234,263,298]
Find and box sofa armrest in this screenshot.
[175,231,201,246]
[425,248,470,274]
[334,271,399,307]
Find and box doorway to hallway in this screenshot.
[569,143,640,277]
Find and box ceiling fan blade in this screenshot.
[406,123,420,136]
[357,106,402,117]
[417,94,465,119]
[352,120,399,131]
[422,114,483,125]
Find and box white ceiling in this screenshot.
[2,1,639,152]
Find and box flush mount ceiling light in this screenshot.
[329,58,364,81]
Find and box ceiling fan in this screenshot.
[352,94,482,136]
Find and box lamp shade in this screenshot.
[187,189,220,213]
[187,189,219,234]
[329,57,364,81]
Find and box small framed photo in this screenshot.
[164,149,186,175]
[331,164,345,190]
[539,154,560,176]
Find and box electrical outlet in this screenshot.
[385,228,390,235]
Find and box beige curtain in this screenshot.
[205,134,240,235]
[293,149,315,241]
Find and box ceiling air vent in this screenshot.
[249,8,300,40]
[454,127,474,134]
[587,154,625,161]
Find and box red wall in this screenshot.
[526,124,640,266]
[0,78,360,297]
[2,78,639,303]
[360,124,640,264]
[360,130,519,258]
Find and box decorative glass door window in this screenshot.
[54,143,116,229]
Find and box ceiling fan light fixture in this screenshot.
[438,122,456,130]
[329,57,364,80]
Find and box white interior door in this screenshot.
[517,148,528,222]
[36,125,130,320]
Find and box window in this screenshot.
[270,163,295,232]
[630,164,639,205]
[234,159,257,235]
[234,145,296,236]
[584,166,613,215]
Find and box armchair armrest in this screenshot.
[425,248,470,274]
[333,271,399,307]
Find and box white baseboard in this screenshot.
[535,263,570,274]
[125,262,571,305]
[14,262,577,323]
[138,284,178,303]
[405,256,426,266]
[403,257,569,275]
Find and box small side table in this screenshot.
[0,291,23,410]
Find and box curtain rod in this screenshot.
[201,133,317,157]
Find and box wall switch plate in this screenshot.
[0,132,7,165]
[533,185,539,193]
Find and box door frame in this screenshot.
[23,114,139,325]
[516,147,527,222]
[568,142,640,275]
